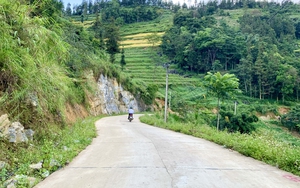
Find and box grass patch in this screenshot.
[0,115,104,187]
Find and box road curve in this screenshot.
[35,114,300,188]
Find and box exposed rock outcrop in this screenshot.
[89,74,146,115]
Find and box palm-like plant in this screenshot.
[204,72,240,130]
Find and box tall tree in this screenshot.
[204,72,240,131]
[105,18,120,63]
[66,3,72,16]
[235,54,253,97]
[92,12,105,50]
[88,0,93,14]
[82,0,88,19]
[120,48,126,70]
[276,64,297,103]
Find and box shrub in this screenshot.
[219,109,258,133]
[281,105,300,133]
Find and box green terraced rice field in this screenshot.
[119,47,199,86]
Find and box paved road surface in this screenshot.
[35,114,300,188]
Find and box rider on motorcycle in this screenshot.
[128,107,134,120]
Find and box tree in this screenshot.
[204,72,240,131]
[120,47,126,70]
[193,28,227,72]
[281,105,300,133]
[235,54,253,97]
[276,64,297,103]
[82,0,88,20]
[88,0,93,14]
[105,18,120,63]
[66,3,72,16]
[92,12,105,50]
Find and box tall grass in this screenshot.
[0,0,77,125]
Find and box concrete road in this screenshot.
[35,114,300,188]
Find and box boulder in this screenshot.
[0,161,9,170]
[0,114,11,137]
[0,114,34,143]
[5,175,37,188]
[29,162,43,170]
[25,129,34,141]
[9,122,28,143]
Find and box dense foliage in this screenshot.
[160,1,300,102]
[281,105,300,133]
[219,110,258,133]
[65,0,166,24]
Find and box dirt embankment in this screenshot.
[64,103,89,124]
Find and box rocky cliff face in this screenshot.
[88,73,146,116]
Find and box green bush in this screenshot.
[281,105,300,133]
[219,109,258,133]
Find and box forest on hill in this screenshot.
[66,0,300,102]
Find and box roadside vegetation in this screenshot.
[0,115,101,187]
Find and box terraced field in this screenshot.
[69,11,201,87]
[121,47,199,86]
[120,32,164,48]
[118,11,200,87]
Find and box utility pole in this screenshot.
[164,63,169,123]
[234,101,237,115]
[169,91,171,112]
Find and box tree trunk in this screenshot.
[259,81,262,100]
[250,82,252,97]
[234,101,237,115]
[282,83,285,103]
[217,97,220,131]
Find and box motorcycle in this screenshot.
[128,114,134,122]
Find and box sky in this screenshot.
[63,0,83,7]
